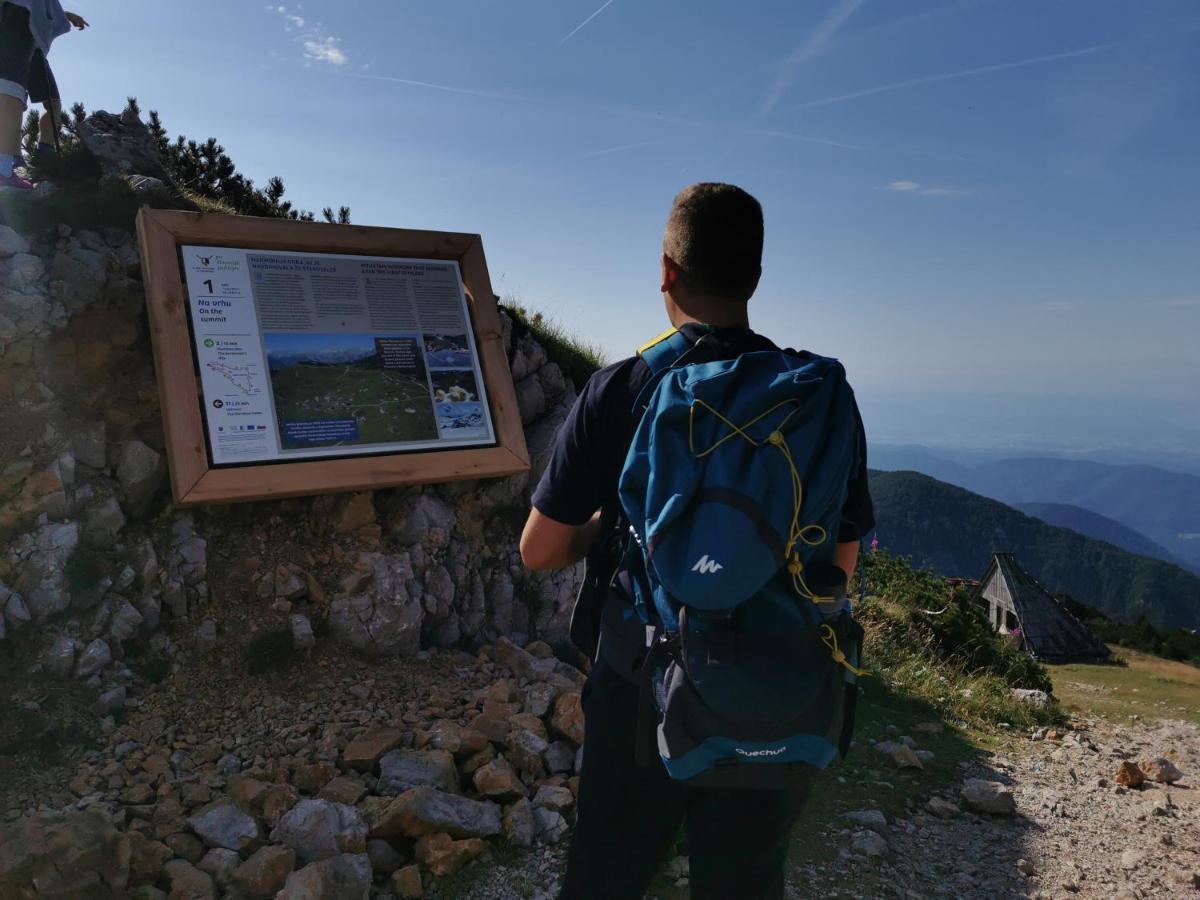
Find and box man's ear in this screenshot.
[661,254,679,294]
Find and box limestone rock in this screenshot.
[342,725,403,771]
[960,779,1016,816]
[473,756,523,799]
[533,807,568,844]
[391,863,423,898]
[116,438,165,511]
[851,830,889,858]
[196,848,239,887]
[269,799,368,864]
[1141,757,1183,784]
[188,802,262,851]
[230,844,296,898]
[842,809,888,834]
[550,692,585,744]
[75,637,113,678]
[502,797,537,848]
[533,784,574,812]
[926,797,960,818]
[365,838,405,875]
[364,787,502,840]
[414,831,487,877]
[76,109,170,179]
[163,858,216,900]
[128,832,173,885]
[276,852,371,900]
[377,748,459,795]
[1115,760,1145,787]
[329,563,424,658]
[0,810,132,898]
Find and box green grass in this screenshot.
[1050,646,1200,725]
[269,365,438,447]
[501,301,607,389]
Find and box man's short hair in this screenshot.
[663,183,763,304]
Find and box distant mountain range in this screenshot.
[869,470,1200,630]
[267,347,376,370]
[1014,502,1187,568]
[869,445,1200,574]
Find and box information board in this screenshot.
[136,210,528,505]
[181,247,495,465]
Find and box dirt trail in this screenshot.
[789,717,1200,899]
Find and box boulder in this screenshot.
[550,692,585,744]
[851,830,889,858]
[391,864,423,899]
[960,779,1016,816]
[75,638,113,678]
[1115,760,1145,787]
[1010,688,1051,707]
[188,802,262,851]
[926,797,960,818]
[127,832,173,885]
[365,838,405,876]
[196,848,239,887]
[276,853,371,900]
[76,109,170,180]
[377,749,459,795]
[533,807,568,844]
[414,832,487,877]
[0,810,132,897]
[163,858,216,900]
[533,784,574,813]
[473,756,523,799]
[116,439,165,511]
[329,583,423,658]
[291,613,316,650]
[363,787,501,840]
[342,725,404,771]
[842,809,888,834]
[269,799,368,864]
[1141,757,1183,784]
[502,797,537,848]
[230,844,296,898]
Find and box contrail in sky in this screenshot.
[339,70,520,101]
[559,0,616,46]
[785,43,1117,110]
[761,0,867,114]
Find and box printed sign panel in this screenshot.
[181,246,495,465]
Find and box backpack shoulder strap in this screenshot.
[637,327,693,375]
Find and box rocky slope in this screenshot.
[0,108,589,898]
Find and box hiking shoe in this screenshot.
[0,172,33,191]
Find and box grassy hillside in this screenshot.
[871,469,1200,630]
[1050,647,1200,725]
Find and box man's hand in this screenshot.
[520,508,601,571]
[65,12,89,29]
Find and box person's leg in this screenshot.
[0,4,34,178]
[685,771,816,900]
[27,49,59,155]
[559,653,687,900]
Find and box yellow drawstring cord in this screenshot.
[687,396,869,678]
[821,624,868,677]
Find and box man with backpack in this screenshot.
[521,182,874,899]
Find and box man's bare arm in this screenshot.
[834,540,860,585]
[520,508,602,571]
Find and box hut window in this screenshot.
[1005,610,1018,631]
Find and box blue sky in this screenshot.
[54,1,1199,454]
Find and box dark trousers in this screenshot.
[560,653,813,900]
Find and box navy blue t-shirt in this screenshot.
[531,323,875,543]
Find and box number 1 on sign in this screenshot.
[203,279,213,294]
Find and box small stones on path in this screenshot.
[960,779,1016,816]
[1115,760,1145,787]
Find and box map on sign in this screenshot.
[205,361,259,396]
[181,246,495,466]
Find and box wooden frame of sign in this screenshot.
[136,208,529,505]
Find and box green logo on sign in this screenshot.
[204,339,215,348]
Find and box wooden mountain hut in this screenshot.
[973,553,1110,663]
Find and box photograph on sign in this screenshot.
[180,246,496,466]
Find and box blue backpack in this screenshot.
[617,327,866,787]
